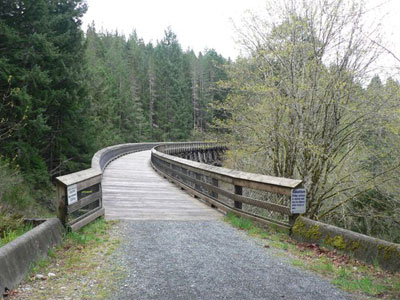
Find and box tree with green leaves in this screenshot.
[216,0,396,238]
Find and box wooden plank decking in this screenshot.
[102,150,221,220]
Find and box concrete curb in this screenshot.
[291,216,400,272]
[0,218,64,291]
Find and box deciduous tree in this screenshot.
[217,0,389,226]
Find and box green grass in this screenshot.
[224,212,400,299]
[0,223,33,247]
[333,268,386,295]
[20,218,124,300]
[291,259,305,267]
[29,256,52,275]
[27,217,111,274]
[228,213,254,230]
[64,216,108,246]
[310,260,334,274]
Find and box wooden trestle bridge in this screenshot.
[56,142,303,232]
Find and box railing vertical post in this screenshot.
[99,182,103,210]
[195,172,202,192]
[211,178,218,199]
[234,185,242,209]
[56,181,67,227]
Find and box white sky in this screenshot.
[82,0,266,59]
[82,0,400,77]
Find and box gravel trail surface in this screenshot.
[112,219,351,300]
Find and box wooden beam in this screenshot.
[67,191,101,214]
[69,208,105,232]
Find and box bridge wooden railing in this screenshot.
[151,143,303,231]
[56,141,303,231]
[56,143,160,231]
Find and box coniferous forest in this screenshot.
[0,0,228,216]
[1,0,400,243]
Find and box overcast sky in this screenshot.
[82,0,400,77]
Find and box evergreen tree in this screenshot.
[0,0,90,185]
[126,31,150,140]
[153,29,192,140]
[85,24,123,148]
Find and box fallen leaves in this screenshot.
[295,242,351,267]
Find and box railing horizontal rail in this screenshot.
[151,143,303,230]
[157,158,291,214]
[153,146,299,194]
[67,191,100,214]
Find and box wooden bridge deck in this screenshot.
[102,150,221,220]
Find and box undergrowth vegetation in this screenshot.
[0,223,32,247]
[224,213,400,299]
[0,157,54,244]
[0,157,33,210]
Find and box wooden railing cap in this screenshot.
[56,168,102,186]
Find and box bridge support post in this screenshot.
[289,214,299,228]
[234,185,243,210]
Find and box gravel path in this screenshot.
[112,219,352,300]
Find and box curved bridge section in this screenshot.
[102,150,220,220]
[56,143,161,231]
[56,142,302,231]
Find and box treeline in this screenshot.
[85,25,228,148]
[0,0,227,212]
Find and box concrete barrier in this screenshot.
[291,216,400,272]
[0,218,64,292]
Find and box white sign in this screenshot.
[291,188,306,214]
[67,184,78,205]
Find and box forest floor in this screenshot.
[6,215,400,300]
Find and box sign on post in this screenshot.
[291,188,306,214]
[67,184,78,205]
